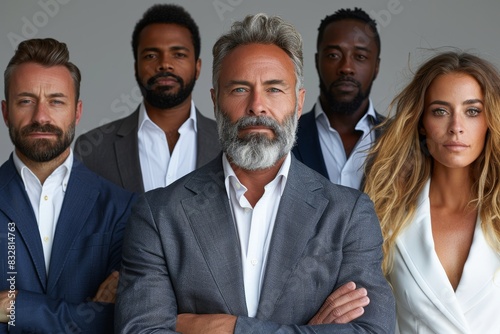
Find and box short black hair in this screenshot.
[131,4,201,61]
[317,7,380,57]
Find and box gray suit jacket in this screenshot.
[74,106,220,193]
[116,154,395,333]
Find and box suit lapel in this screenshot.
[181,158,247,315]
[114,109,144,193]
[195,109,221,168]
[0,158,47,287]
[294,108,329,179]
[396,180,469,332]
[456,217,500,310]
[257,159,328,319]
[47,161,99,291]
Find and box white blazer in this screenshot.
[389,180,500,334]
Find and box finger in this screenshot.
[309,286,369,325]
[93,271,119,302]
[327,281,357,300]
[322,295,370,324]
[332,306,366,324]
[311,282,357,323]
[326,287,368,311]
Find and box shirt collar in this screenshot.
[137,100,198,134]
[223,152,291,200]
[314,97,377,132]
[13,149,73,192]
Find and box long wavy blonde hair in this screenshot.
[364,51,500,275]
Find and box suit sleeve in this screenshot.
[11,292,114,334]
[115,195,178,333]
[233,193,396,334]
[9,191,135,334]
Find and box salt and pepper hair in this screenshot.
[212,13,303,94]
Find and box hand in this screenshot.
[309,281,369,325]
[93,271,119,303]
[176,313,236,334]
[0,290,16,323]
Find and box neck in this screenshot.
[144,97,192,133]
[144,97,192,152]
[320,96,370,134]
[430,165,474,211]
[16,148,70,185]
[230,155,286,207]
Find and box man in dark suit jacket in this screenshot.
[0,38,136,333]
[116,13,395,333]
[74,4,220,194]
[293,8,383,190]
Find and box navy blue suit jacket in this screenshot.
[292,105,385,180]
[0,156,136,333]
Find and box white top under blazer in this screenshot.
[389,180,500,334]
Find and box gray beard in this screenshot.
[215,108,298,171]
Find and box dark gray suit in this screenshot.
[116,154,395,333]
[74,106,221,193]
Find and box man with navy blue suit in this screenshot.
[293,8,384,190]
[0,38,136,333]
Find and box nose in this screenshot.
[449,115,464,135]
[156,55,173,72]
[338,55,354,76]
[32,102,51,124]
[247,90,266,116]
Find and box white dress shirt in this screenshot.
[13,150,73,273]
[223,153,291,317]
[315,98,377,189]
[138,100,197,192]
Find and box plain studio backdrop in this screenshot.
[1,0,499,161]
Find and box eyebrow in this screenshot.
[323,45,372,53]
[429,99,484,106]
[16,92,68,99]
[141,46,190,54]
[224,79,289,89]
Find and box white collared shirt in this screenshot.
[13,150,73,273]
[138,100,197,192]
[315,98,377,189]
[223,153,291,317]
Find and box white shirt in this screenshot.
[138,100,197,192]
[315,98,377,190]
[223,153,291,317]
[13,150,72,273]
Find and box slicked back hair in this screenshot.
[212,13,303,95]
[4,38,81,101]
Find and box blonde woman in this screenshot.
[364,51,500,333]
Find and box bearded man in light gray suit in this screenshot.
[116,13,395,334]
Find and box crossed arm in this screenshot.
[116,194,395,333]
[176,281,370,333]
[0,271,119,332]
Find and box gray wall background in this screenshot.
[1,0,500,161]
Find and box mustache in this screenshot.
[236,116,280,132]
[331,76,361,88]
[146,72,182,87]
[21,122,63,137]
